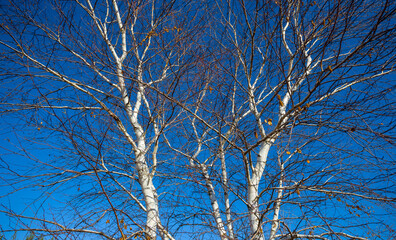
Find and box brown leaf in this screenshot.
[277,94,284,107]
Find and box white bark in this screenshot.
[83,0,164,238]
[219,145,234,239]
[269,160,284,240]
[201,164,228,239]
[248,142,273,240]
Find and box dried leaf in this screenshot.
[277,94,284,106]
[106,219,110,224]
[254,130,258,139]
[296,148,302,153]
[267,118,273,126]
[286,151,291,155]
[306,160,310,163]
[208,86,213,93]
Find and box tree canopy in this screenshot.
[1,0,395,239]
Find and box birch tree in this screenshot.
[169,0,396,239]
[1,0,206,239]
[1,0,395,240]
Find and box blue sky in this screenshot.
[1,0,395,239]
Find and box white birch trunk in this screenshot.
[136,153,160,239]
[118,60,160,238]
[201,164,228,239]
[248,142,273,240]
[219,147,234,239]
[269,161,284,240]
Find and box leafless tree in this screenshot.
[1,0,395,240]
